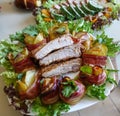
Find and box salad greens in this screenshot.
[10,25,40,42]
[0,71,18,86]
[0,1,120,115]
[61,80,78,98]
[22,25,40,37]
[0,40,24,70]
[10,32,25,43]
[31,98,70,116]
[111,3,120,20]
[36,14,54,36]
[106,69,118,85]
[96,32,120,57]
[86,84,106,100]
[68,19,93,35]
[86,69,118,100]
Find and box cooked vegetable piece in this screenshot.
[87,0,104,11]
[68,5,81,18]
[60,5,74,20]
[81,4,95,15]
[74,5,87,17]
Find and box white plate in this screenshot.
[0,0,120,116]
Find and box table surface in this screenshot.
[0,0,120,116]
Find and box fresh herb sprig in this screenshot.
[106,69,118,85]
[86,84,106,100]
[61,80,78,98]
[96,32,120,57]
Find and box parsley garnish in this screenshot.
[86,84,106,100]
[106,69,118,85]
[62,80,78,98]
[86,68,118,100]
[96,32,120,56]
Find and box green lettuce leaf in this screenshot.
[0,71,18,86]
[68,19,93,35]
[31,98,70,116]
[96,32,120,57]
[22,25,39,37]
[10,32,25,43]
[86,84,106,100]
[0,40,24,70]
[36,14,54,36]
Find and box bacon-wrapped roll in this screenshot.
[17,70,40,100]
[24,33,47,51]
[14,0,41,10]
[59,77,85,105]
[82,43,108,66]
[8,48,35,73]
[40,77,59,104]
[80,65,106,85]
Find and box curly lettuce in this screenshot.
[0,71,18,86]
[96,32,120,57]
[31,98,70,116]
[0,40,24,70]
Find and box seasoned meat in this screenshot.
[34,34,73,60]
[39,44,81,66]
[41,58,82,77]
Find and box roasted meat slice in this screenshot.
[41,58,82,77]
[39,44,81,66]
[34,34,74,60]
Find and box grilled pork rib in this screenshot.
[39,44,81,66]
[34,34,74,60]
[41,58,82,77]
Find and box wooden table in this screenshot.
[0,0,120,116]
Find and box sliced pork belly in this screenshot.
[41,58,82,77]
[34,34,73,60]
[39,44,81,66]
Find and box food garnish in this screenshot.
[0,0,120,115]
